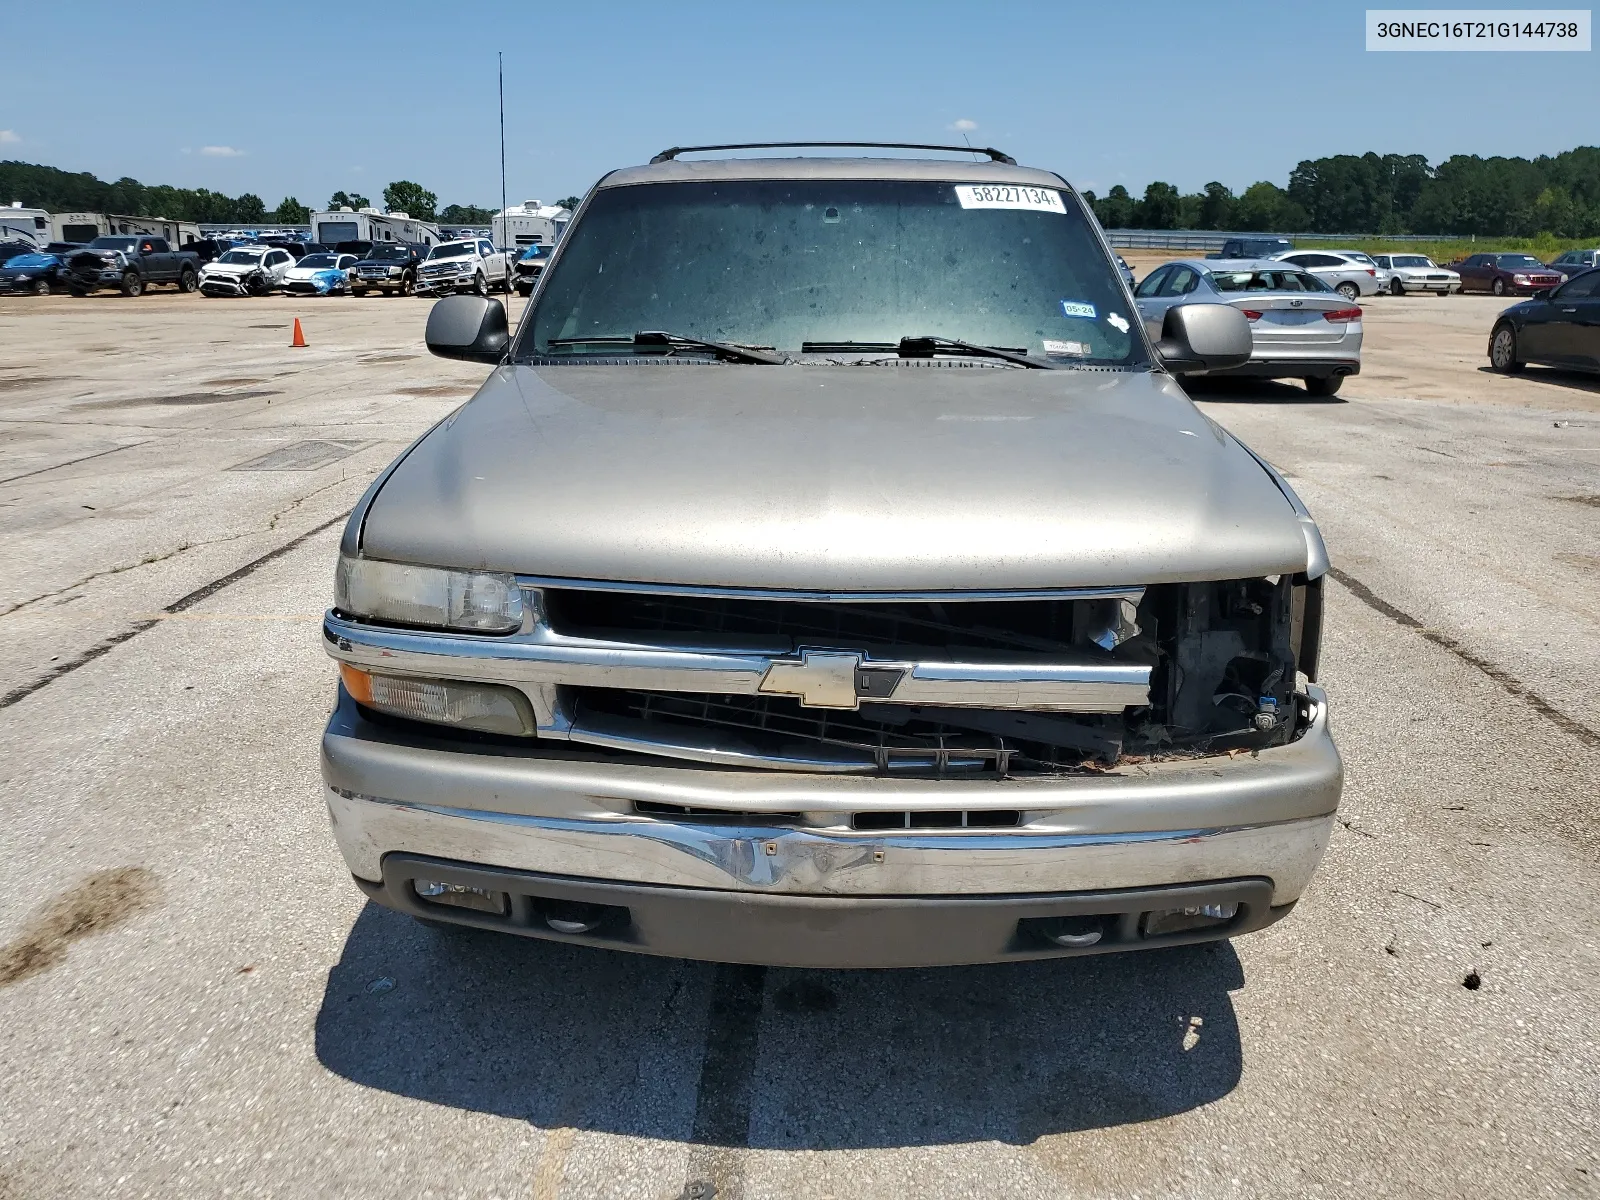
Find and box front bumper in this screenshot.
[352,271,404,288]
[199,274,257,296]
[320,683,1341,965]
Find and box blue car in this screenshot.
[282,252,359,296]
[0,251,68,295]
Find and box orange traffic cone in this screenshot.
[291,318,307,348]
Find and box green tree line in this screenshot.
[1089,146,1600,237]
[0,161,503,227]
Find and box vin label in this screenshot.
[1367,9,1590,50]
[954,185,1066,213]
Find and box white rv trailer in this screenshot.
[491,200,571,250]
[1,203,52,248]
[50,212,202,247]
[310,207,444,249]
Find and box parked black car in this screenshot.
[183,238,237,265]
[1488,268,1600,375]
[0,250,70,294]
[1219,236,1294,258]
[64,236,201,296]
[348,242,428,296]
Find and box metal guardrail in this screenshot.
[1105,229,1449,250]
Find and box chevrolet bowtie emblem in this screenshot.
[758,649,905,709]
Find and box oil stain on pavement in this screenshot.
[0,866,160,988]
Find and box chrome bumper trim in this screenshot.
[320,684,1341,903]
[327,789,1333,905]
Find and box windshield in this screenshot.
[1208,269,1333,293]
[1391,255,1432,268]
[88,237,138,250]
[316,220,360,245]
[217,249,265,265]
[1497,255,1544,268]
[298,254,339,269]
[526,178,1141,365]
[428,244,474,259]
[367,244,410,261]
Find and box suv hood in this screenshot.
[358,364,1312,590]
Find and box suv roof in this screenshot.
[599,155,1067,191]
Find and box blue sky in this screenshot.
[1,0,1595,210]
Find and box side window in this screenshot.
[1466,255,1487,267]
[479,241,494,256]
[1134,266,1169,298]
[1280,254,1309,266]
[1558,272,1600,299]
[1159,266,1199,297]
[139,241,156,254]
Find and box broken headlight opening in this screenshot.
[334,555,524,633]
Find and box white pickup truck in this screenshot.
[415,238,508,297]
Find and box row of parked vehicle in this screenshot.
[0,233,554,298]
[1133,243,1600,394]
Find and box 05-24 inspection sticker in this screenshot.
[954,185,1066,213]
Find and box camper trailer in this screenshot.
[491,200,571,251]
[310,207,443,250]
[50,212,202,248]
[1,203,52,248]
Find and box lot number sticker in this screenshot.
[954,185,1066,213]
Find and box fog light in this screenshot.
[414,879,508,915]
[341,664,534,735]
[1142,902,1239,938]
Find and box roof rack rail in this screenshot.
[649,141,1018,166]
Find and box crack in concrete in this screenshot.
[0,476,353,619]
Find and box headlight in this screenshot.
[14,273,29,281]
[1513,274,1529,283]
[388,266,402,275]
[339,664,534,736]
[335,555,524,632]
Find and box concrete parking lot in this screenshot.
[1,289,1597,1199]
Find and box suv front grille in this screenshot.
[572,687,1117,776]
[544,590,1090,655]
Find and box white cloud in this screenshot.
[0,130,21,145]
[948,119,978,132]
[200,145,245,157]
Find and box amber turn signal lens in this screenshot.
[339,663,373,704]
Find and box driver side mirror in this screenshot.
[426,295,510,363]
[1155,303,1252,374]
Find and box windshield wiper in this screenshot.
[546,330,784,365]
[800,337,1056,369]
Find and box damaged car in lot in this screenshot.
[199,245,295,297]
[321,144,1342,969]
[282,252,358,296]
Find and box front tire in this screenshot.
[472,271,487,297]
[1389,278,1405,296]
[177,267,197,293]
[1492,278,1507,296]
[1304,375,1343,397]
[1489,324,1524,373]
[120,272,144,297]
[34,279,51,295]
[1336,281,1360,301]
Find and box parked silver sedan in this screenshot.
[1273,249,1383,300]
[1372,253,1461,296]
[1135,259,1363,395]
